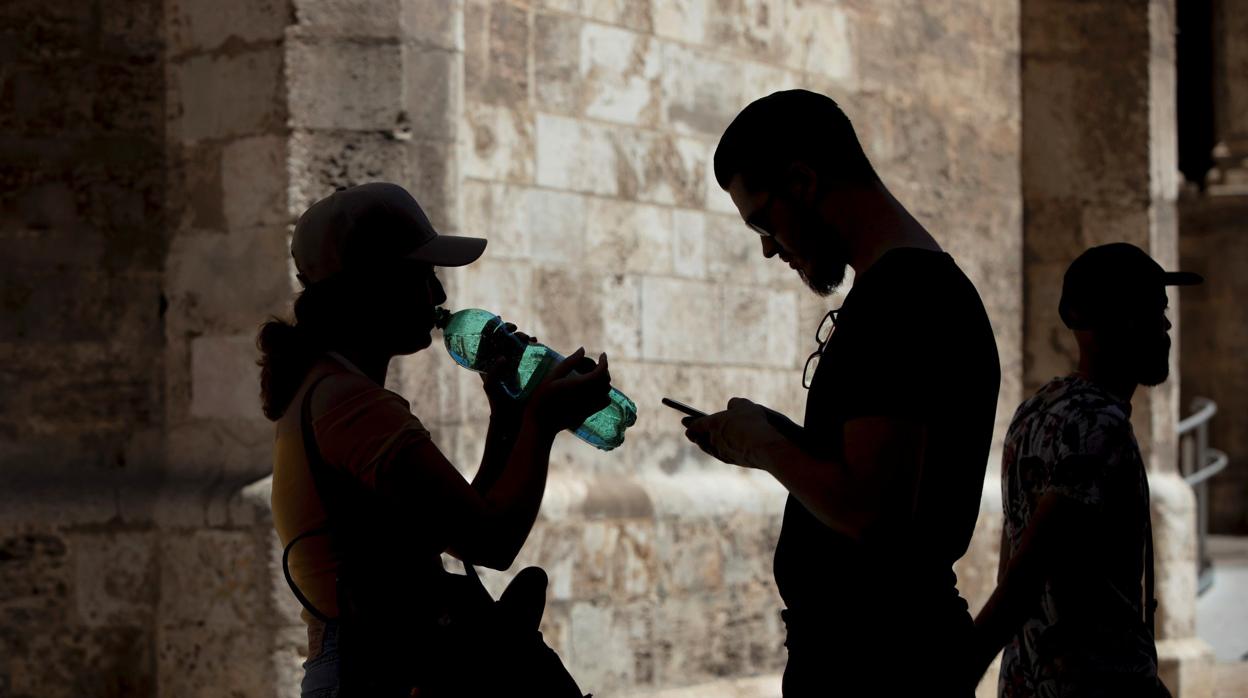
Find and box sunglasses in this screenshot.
[803,309,838,390]
[746,194,775,238]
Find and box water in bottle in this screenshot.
[434,307,637,451]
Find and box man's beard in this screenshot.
[797,215,850,296]
[1136,344,1171,387]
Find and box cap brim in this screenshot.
[407,234,487,267]
[1163,271,1203,286]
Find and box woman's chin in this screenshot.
[396,333,434,355]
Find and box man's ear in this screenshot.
[785,162,819,204]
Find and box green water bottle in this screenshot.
[434,307,637,451]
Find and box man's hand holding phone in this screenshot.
[667,396,800,470]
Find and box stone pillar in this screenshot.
[1021,0,1213,694]
[160,0,297,694]
[1209,0,1248,193]
[1179,0,1248,535]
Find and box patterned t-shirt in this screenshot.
[998,375,1163,697]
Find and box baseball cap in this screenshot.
[1059,242,1203,329]
[291,182,486,286]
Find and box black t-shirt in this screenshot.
[774,248,1001,644]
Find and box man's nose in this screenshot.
[760,236,779,259]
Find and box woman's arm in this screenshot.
[383,350,612,570]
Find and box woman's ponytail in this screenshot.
[257,287,328,420]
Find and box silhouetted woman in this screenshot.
[261,183,606,697]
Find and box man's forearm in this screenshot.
[761,438,876,541]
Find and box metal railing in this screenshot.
[1176,397,1229,595]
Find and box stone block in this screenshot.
[448,257,536,327]
[600,273,644,360]
[655,518,724,594]
[169,47,284,143]
[292,0,463,49]
[156,623,272,697]
[781,1,854,83]
[403,43,462,140]
[718,285,797,369]
[618,130,709,207]
[580,22,661,126]
[530,267,605,356]
[70,529,157,628]
[585,198,673,275]
[164,228,292,337]
[616,360,708,436]
[580,0,656,33]
[463,101,535,183]
[640,277,721,363]
[567,599,654,692]
[1021,58,1151,205]
[671,209,707,279]
[158,529,267,628]
[190,334,263,420]
[0,528,73,629]
[465,0,530,105]
[705,0,784,64]
[535,11,586,115]
[406,136,462,230]
[287,38,406,131]
[653,0,707,44]
[167,0,287,54]
[288,130,411,213]
[528,188,588,265]
[461,180,531,259]
[660,41,742,136]
[1157,637,1216,698]
[536,113,620,195]
[221,135,288,231]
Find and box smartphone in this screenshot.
[662,397,708,419]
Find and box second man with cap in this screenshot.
[970,242,1201,696]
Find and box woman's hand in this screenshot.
[481,324,536,426]
[527,348,613,436]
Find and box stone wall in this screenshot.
[413,0,1024,694]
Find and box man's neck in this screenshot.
[842,186,941,276]
[1076,355,1138,403]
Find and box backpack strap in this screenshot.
[280,373,340,623]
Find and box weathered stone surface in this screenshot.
[640,277,721,363]
[287,38,407,131]
[536,113,621,194]
[463,101,535,183]
[167,0,287,53]
[580,22,661,126]
[660,41,743,136]
[71,530,158,628]
[169,47,285,142]
[189,334,263,419]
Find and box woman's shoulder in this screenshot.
[305,364,406,422]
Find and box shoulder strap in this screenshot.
[280,374,339,623]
